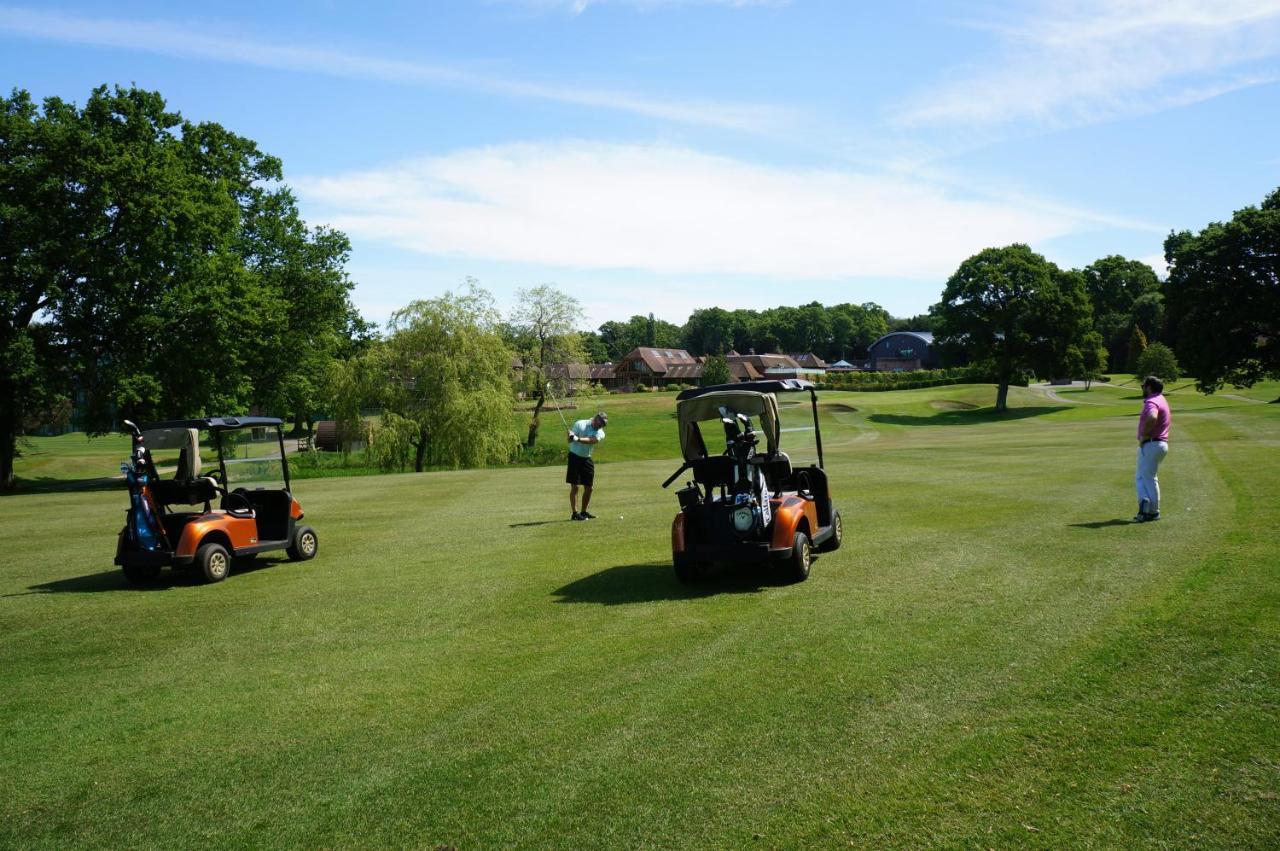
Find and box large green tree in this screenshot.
[936,244,1093,411]
[237,188,364,434]
[373,285,518,472]
[683,307,737,356]
[1081,255,1162,369]
[0,85,360,489]
[1164,187,1280,396]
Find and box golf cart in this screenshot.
[662,380,841,583]
[115,417,317,584]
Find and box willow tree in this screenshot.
[374,284,518,472]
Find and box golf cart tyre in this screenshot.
[288,525,318,562]
[781,531,812,583]
[122,562,162,584]
[197,541,232,584]
[820,510,843,552]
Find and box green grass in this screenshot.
[2,384,1277,848]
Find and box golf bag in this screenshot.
[120,422,166,552]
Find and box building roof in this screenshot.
[618,346,697,374]
[589,364,616,380]
[545,362,593,380]
[788,352,828,368]
[871,330,934,347]
[727,352,801,370]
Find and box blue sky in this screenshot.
[4,1,1279,328]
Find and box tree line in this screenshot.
[4,84,1277,486]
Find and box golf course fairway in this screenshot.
[2,382,1277,848]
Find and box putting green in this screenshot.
[1,383,1276,847]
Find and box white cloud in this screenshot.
[895,0,1280,130]
[0,5,786,133]
[296,140,1106,282]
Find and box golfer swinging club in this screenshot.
[567,411,607,521]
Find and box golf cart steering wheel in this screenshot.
[223,489,254,518]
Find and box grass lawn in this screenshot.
[2,384,1277,848]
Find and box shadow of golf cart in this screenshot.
[115,417,318,584]
[662,380,842,583]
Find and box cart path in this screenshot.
[1028,382,1109,405]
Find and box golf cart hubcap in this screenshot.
[210,552,227,576]
[801,540,810,567]
[301,533,316,555]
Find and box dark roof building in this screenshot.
[867,331,938,372]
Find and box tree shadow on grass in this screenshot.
[1068,519,1134,529]
[868,406,1070,427]
[5,557,283,596]
[553,561,789,606]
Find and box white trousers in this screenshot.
[1135,440,1169,514]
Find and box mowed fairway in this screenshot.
[2,384,1278,848]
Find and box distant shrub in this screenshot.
[1135,343,1180,384]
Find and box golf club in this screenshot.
[545,380,571,431]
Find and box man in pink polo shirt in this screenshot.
[1134,375,1171,522]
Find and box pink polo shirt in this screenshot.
[1139,393,1171,441]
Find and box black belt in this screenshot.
[1141,438,1165,445]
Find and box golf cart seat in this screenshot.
[151,475,220,508]
[688,456,736,489]
[753,451,792,492]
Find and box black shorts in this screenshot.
[566,453,595,487]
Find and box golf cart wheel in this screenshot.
[673,553,702,584]
[781,531,812,583]
[820,510,843,552]
[122,562,162,584]
[197,541,232,584]
[288,526,318,562]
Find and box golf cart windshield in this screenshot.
[217,427,289,489]
[138,417,291,490]
[676,391,780,461]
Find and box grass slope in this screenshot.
[1,384,1277,848]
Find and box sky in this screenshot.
[3,0,1279,329]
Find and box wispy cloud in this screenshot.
[0,5,787,132]
[295,140,1113,282]
[895,0,1280,130]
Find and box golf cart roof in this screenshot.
[676,389,782,461]
[675,379,814,401]
[140,416,284,432]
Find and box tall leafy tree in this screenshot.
[936,244,1093,411]
[1,86,281,488]
[237,188,362,434]
[1081,255,1161,369]
[373,284,517,472]
[509,284,585,448]
[1164,187,1280,396]
[683,307,736,355]
[701,354,731,386]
